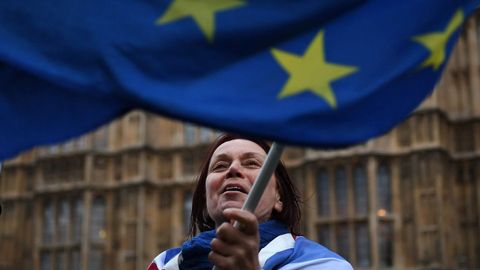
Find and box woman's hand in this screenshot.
[208,208,261,270]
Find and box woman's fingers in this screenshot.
[208,250,234,270]
[209,240,258,270]
[215,209,259,246]
[216,222,242,244]
[223,208,259,235]
[209,209,261,270]
[210,237,237,257]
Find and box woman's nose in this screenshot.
[226,161,243,178]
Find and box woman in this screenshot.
[148,134,353,270]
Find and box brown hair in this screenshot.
[188,133,301,237]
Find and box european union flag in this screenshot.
[0,0,478,160]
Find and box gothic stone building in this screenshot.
[1,14,479,270]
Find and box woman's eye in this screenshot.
[244,159,261,168]
[212,162,228,171]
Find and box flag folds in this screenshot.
[0,0,478,159]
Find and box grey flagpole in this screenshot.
[240,142,285,213]
[212,142,285,270]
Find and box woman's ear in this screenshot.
[274,193,283,212]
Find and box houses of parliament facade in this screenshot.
[1,15,480,270]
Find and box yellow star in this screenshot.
[413,9,464,70]
[156,0,245,43]
[271,31,358,108]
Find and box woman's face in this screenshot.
[205,139,283,226]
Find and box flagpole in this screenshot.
[240,142,284,213]
[212,142,284,270]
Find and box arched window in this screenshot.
[158,155,173,179]
[183,191,193,234]
[71,250,81,270]
[355,223,371,267]
[335,167,348,216]
[397,119,412,147]
[72,198,83,243]
[379,222,393,267]
[316,224,331,248]
[353,165,368,215]
[315,168,329,216]
[182,152,195,177]
[336,223,350,260]
[199,128,211,143]
[89,196,106,270]
[377,163,393,267]
[184,123,196,145]
[58,199,70,244]
[40,252,51,270]
[90,197,106,242]
[89,249,104,270]
[42,201,54,244]
[56,251,67,269]
[377,163,391,213]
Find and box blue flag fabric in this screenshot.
[0,0,478,160]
